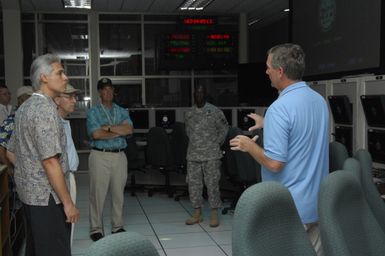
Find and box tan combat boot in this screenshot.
[209,208,219,227]
[185,208,203,225]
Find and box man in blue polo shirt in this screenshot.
[230,43,328,256]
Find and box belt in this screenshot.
[92,147,125,153]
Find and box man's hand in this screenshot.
[247,113,264,131]
[63,202,80,223]
[229,135,255,153]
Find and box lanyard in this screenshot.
[100,104,116,125]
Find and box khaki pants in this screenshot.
[304,222,323,256]
[89,150,127,234]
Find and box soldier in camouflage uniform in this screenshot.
[185,84,229,227]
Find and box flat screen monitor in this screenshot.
[238,63,278,107]
[335,126,352,156]
[291,0,385,80]
[129,110,149,130]
[367,129,385,164]
[237,109,255,131]
[328,95,353,125]
[220,109,232,126]
[69,118,89,150]
[360,95,385,128]
[155,109,176,129]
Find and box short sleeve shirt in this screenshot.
[87,103,132,149]
[261,82,329,224]
[8,93,68,206]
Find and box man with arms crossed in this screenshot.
[7,54,80,256]
[87,78,133,241]
[230,43,328,256]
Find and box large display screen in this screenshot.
[291,0,385,80]
[156,17,238,70]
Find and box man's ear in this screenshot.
[40,73,48,84]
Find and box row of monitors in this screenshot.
[328,94,385,127]
[334,126,385,164]
[129,107,260,131]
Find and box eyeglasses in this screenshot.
[60,94,78,100]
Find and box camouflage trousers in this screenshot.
[186,159,222,209]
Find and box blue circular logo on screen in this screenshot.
[319,0,336,32]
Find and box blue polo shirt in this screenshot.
[262,81,329,224]
[87,103,132,150]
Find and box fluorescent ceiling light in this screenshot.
[283,8,290,12]
[63,0,91,9]
[179,0,215,11]
[248,18,262,26]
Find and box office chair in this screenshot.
[222,127,261,214]
[146,126,176,198]
[354,149,385,234]
[318,170,385,256]
[85,231,159,256]
[169,122,190,201]
[329,141,349,172]
[232,182,316,256]
[124,136,146,196]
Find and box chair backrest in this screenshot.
[125,136,140,161]
[232,182,317,256]
[169,122,189,169]
[85,231,159,256]
[223,127,260,184]
[354,149,385,234]
[318,170,385,256]
[146,127,174,167]
[125,136,146,170]
[329,141,349,172]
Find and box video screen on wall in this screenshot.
[291,0,385,80]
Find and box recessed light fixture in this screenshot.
[63,0,91,9]
[179,0,215,11]
[283,8,290,12]
[248,18,262,26]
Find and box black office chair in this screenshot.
[222,127,261,214]
[169,122,190,201]
[146,126,176,198]
[124,136,146,196]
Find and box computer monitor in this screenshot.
[220,109,233,126]
[334,126,353,156]
[129,109,149,130]
[328,95,353,125]
[367,129,385,164]
[360,95,385,128]
[69,118,89,150]
[155,109,176,129]
[237,109,255,131]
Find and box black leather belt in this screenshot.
[92,147,125,153]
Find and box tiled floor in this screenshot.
[72,173,233,256]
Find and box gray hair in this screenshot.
[267,43,305,81]
[30,54,62,90]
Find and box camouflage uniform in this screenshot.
[185,103,229,209]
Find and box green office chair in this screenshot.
[318,170,385,256]
[354,149,385,234]
[85,231,159,256]
[329,141,349,172]
[232,182,316,256]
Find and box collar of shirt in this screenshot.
[279,81,307,98]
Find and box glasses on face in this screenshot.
[60,94,78,100]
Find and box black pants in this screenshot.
[24,195,71,256]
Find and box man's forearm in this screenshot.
[42,156,74,206]
[248,144,284,172]
[110,123,133,136]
